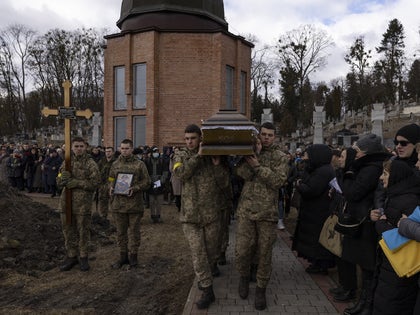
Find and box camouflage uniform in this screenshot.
[57,153,100,258]
[97,155,116,218]
[218,170,233,261]
[173,147,230,289]
[234,144,289,288]
[109,155,151,255]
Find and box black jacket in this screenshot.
[292,144,335,261]
[373,160,420,315]
[341,152,390,270]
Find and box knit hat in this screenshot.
[395,123,420,144]
[355,133,383,155]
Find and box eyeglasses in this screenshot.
[393,140,411,147]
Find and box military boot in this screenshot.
[196,285,215,309]
[129,253,138,268]
[59,256,78,272]
[238,276,250,299]
[79,257,90,272]
[255,286,267,310]
[111,252,129,269]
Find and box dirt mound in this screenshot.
[0,184,194,314]
[0,184,115,274]
[0,183,64,272]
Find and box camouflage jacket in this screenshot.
[98,156,117,186]
[235,144,289,221]
[57,153,100,215]
[172,148,230,225]
[109,154,151,214]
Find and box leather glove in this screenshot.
[61,171,71,182]
[66,179,81,189]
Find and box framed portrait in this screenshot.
[113,173,134,195]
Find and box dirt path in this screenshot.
[0,185,193,314]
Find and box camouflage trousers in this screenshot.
[113,212,141,254]
[235,218,277,288]
[61,213,91,258]
[219,207,230,254]
[97,185,110,218]
[182,220,220,288]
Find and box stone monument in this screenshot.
[261,108,273,124]
[371,103,385,140]
[313,106,325,144]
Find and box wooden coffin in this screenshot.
[201,109,257,155]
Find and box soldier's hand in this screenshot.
[66,179,80,189]
[61,171,71,182]
[211,155,221,165]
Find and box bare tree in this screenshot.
[244,34,277,121]
[276,24,334,127]
[0,24,37,134]
[28,28,105,113]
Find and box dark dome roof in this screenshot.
[117,0,228,32]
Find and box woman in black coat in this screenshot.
[341,134,391,315]
[292,144,336,274]
[370,159,420,315]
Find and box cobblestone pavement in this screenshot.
[183,221,352,315]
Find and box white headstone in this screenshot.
[371,103,385,139]
[313,106,324,144]
[261,108,273,124]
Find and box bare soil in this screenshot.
[0,183,194,315]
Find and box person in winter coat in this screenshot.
[109,139,151,270]
[341,134,391,315]
[393,123,420,169]
[24,147,38,192]
[32,149,44,192]
[43,149,63,197]
[329,147,359,302]
[292,144,336,275]
[6,149,25,190]
[145,147,169,223]
[56,137,100,272]
[169,147,182,211]
[172,124,230,310]
[370,159,420,315]
[235,122,289,310]
[398,215,420,315]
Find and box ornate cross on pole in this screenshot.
[41,80,93,224]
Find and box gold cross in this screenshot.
[41,80,93,225]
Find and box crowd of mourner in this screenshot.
[1,122,420,315]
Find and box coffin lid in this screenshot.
[202,109,255,127]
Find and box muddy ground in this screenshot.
[0,183,194,314]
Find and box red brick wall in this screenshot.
[103,31,252,149]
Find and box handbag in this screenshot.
[334,202,366,237]
[319,214,342,257]
[290,188,301,209]
[379,238,420,277]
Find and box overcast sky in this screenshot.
[0,0,419,84]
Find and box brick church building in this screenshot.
[103,0,253,149]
